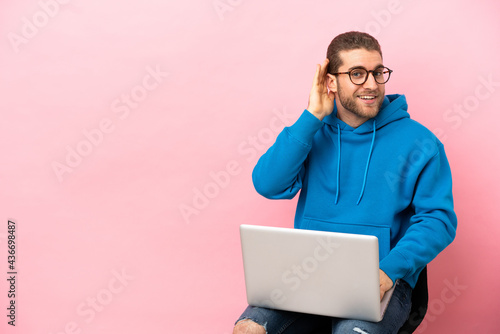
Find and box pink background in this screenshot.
[1,0,499,333]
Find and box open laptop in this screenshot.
[239,224,395,322]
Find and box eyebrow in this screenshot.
[347,64,385,71]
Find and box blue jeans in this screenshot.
[235,279,412,334]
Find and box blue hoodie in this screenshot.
[252,94,457,288]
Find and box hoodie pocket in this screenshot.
[302,218,391,260]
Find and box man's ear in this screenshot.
[327,74,337,93]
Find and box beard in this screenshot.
[336,82,384,120]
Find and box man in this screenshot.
[233,31,457,334]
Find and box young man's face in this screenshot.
[328,49,386,127]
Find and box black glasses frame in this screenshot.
[331,67,393,85]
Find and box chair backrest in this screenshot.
[397,266,428,334]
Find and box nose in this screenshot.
[362,71,379,89]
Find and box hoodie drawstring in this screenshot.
[335,120,377,205]
[335,124,341,204]
[356,120,377,205]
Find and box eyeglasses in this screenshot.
[331,67,393,85]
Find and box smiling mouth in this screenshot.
[358,95,377,100]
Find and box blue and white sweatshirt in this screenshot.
[252,94,457,288]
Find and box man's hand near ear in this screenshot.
[307,58,336,121]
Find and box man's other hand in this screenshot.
[380,269,394,301]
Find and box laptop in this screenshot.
[239,224,395,322]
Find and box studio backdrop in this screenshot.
[1,0,499,333]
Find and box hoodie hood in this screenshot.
[322,94,410,205]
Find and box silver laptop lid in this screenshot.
[240,224,392,322]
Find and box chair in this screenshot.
[397,266,428,334]
[311,267,428,334]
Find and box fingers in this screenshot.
[312,59,329,86]
[312,63,321,88]
[320,58,329,76]
[379,270,394,300]
[317,59,329,86]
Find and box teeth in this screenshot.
[359,96,375,100]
